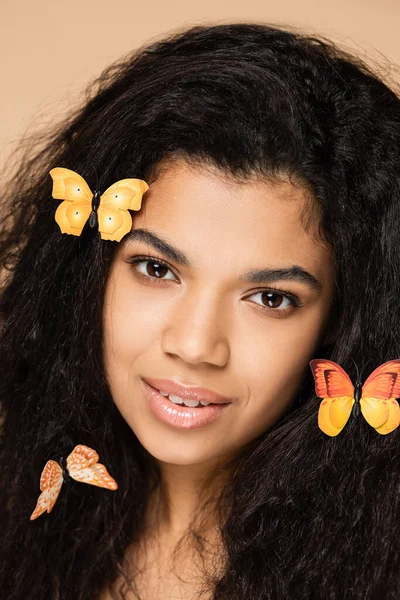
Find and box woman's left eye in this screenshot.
[246,289,298,313]
[126,256,302,316]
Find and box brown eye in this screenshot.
[144,261,169,279]
[249,290,293,310]
[245,287,301,318]
[262,291,288,309]
[126,256,177,282]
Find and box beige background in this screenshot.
[1,0,400,171]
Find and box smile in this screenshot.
[141,378,232,430]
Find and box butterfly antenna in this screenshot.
[359,358,372,382]
[350,356,360,385]
[90,163,99,191]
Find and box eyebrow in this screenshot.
[124,229,322,292]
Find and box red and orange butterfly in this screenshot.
[30,444,118,520]
[309,358,400,436]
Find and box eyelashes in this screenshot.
[125,254,303,317]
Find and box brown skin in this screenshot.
[102,157,336,546]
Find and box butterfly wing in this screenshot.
[97,179,149,241]
[310,359,355,436]
[50,167,93,237]
[374,399,400,435]
[362,359,400,399]
[30,460,63,520]
[66,445,118,490]
[360,359,400,434]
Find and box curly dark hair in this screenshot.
[1,21,400,600]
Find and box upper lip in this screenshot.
[143,377,234,404]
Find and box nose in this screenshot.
[161,287,230,367]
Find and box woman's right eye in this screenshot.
[126,256,178,283]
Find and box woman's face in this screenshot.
[103,157,335,466]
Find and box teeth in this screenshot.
[158,389,211,407]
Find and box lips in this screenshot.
[142,377,233,404]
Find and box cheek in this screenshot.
[103,282,157,423]
[234,309,325,433]
[102,281,157,402]
[103,280,161,368]
[229,355,307,446]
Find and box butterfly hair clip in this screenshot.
[50,167,149,242]
[30,444,118,520]
[310,358,400,436]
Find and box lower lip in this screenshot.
[141,378,232,430]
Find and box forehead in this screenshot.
[125,158,333,282]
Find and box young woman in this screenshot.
[1,21,400,600]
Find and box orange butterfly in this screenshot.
[50,167,149,242]
[30,444,118,520]
[309,358,400,436]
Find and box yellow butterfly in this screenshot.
[50,167,149,242]
[30,444,118,520]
